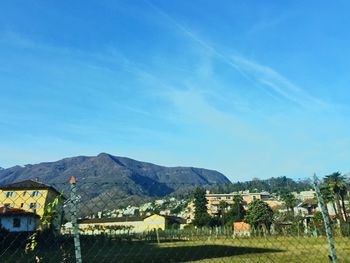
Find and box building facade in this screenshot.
[205,191,270,215]
[72,214,187,234]
[0,206,40,232]
[0,180,64,231]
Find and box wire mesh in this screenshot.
[0,180,349,263]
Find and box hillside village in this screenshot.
[1,176,348,236]
[85,189,314,221]
[1,173,350,263]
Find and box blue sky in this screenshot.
[1,1,350,181]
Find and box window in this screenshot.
[4,192,16,198]
[23,191,27,197]
[13,218,21,228]
[28,203,40,209]
[31,191,41,197]
[20,203,24,208]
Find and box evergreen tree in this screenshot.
[245,200,274,231]
[192,187,210,227]
[225,195,246,224]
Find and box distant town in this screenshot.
[0,173,348,236]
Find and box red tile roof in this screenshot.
[233,222,250,232]
[0,206,40,217]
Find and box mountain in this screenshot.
[0,153,230,212]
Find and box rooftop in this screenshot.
[0,206,40,217]
[78,216,147,224]
[0,180,62,196]
[78,214,187,224]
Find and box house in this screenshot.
[292,190,315,201]
[0,206,40,232]
[64,214,187,234]
[0,180,64,230]
[298,199,317,215]
[265,200,283,209]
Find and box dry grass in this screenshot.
[2,236,350,262]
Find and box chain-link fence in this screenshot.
[0,178,349,263]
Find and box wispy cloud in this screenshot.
[144,0,327,110]
[163,88,266,143]
[231,56,328,109]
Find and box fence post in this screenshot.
[70,176,82,263]
[156,228,160,244]
[313,174,338,263]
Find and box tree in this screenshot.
[192,188,210,227]
[245,200,274,232]
[225,195,245,224]
[340,186,348,222]
[281,193,297,216]
[218,200,228,226]
[318,183,336,220]
[325,172,347,222]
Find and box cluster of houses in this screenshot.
[0,180,187,234]
[1,179,337,236]
[201,190,322,216]
[93,197,188,219]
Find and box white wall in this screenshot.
[0,215,38,232]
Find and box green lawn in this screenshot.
[2,236,350,263]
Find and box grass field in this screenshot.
[2,236,350,262]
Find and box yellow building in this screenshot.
[75,214,187,234]
[0,180,63,218]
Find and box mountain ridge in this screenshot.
[0,153,230,199]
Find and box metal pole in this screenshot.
[70,176,82,263]
[313,174,338,263]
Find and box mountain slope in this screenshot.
[0,153,230,199]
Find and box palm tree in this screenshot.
[340,186,348,222]
[325,172,347,222]
[281,193,297,216]
[317,184,336,222]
